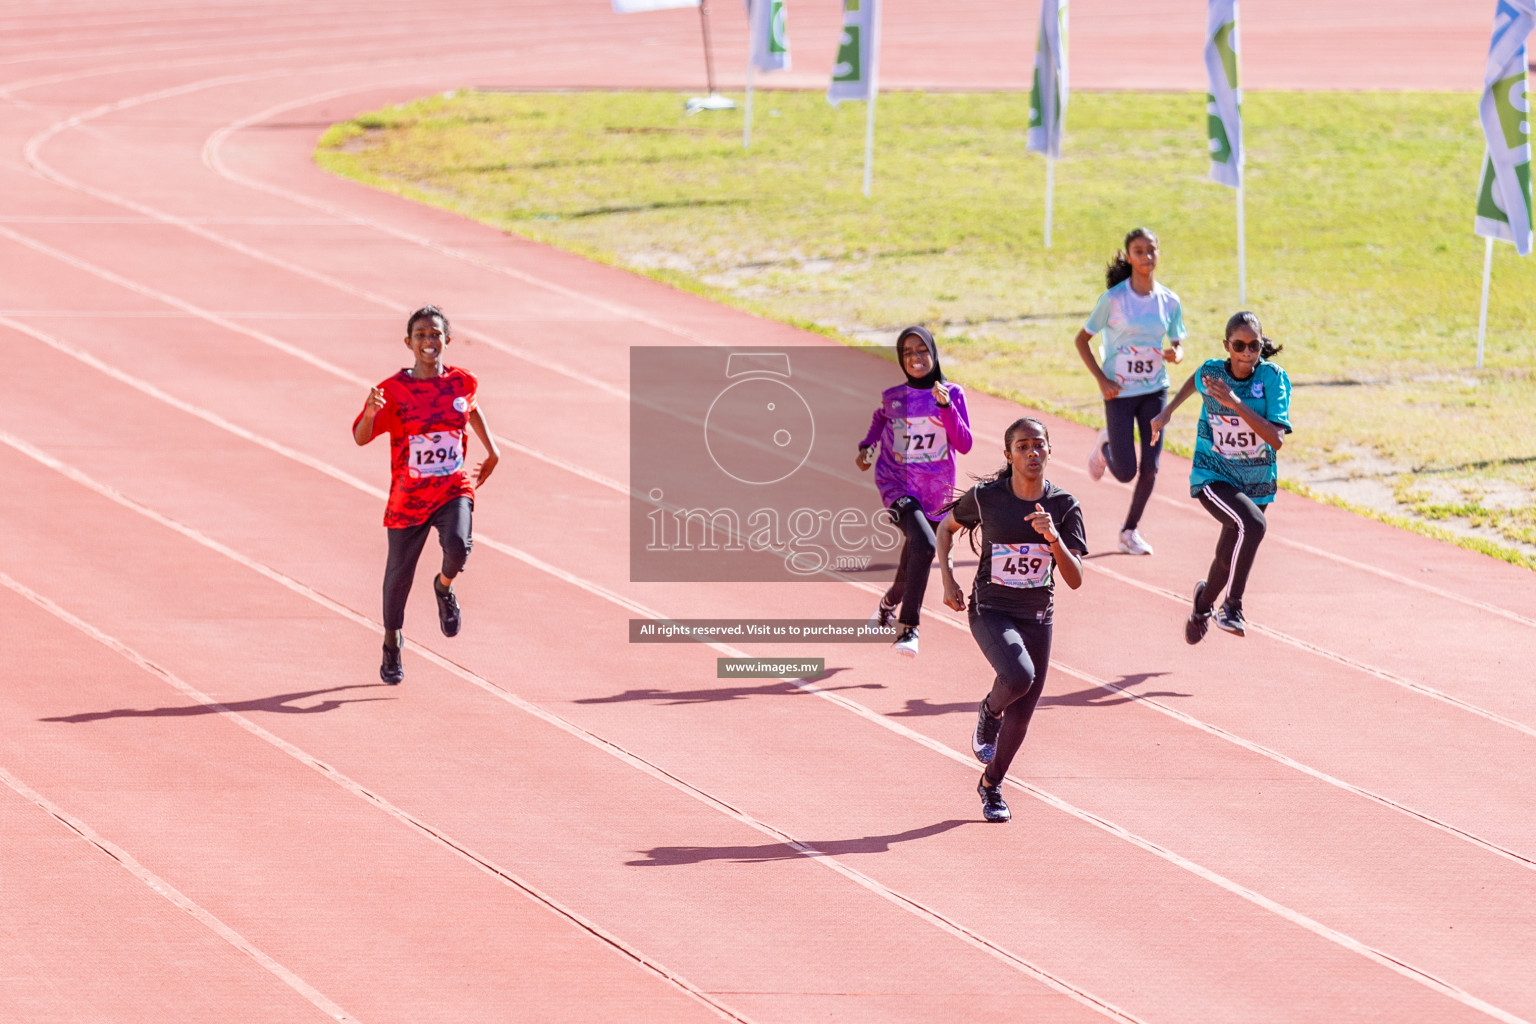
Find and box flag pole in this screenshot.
[1236,179,1247,305]
[862,92,877,197]
[861,0,881,197]
[1044,155,1055,248]
[743,0,755,147]
[1476,235,1493,369]
[699,0,717,95]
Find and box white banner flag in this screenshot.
[1027,0,1068,159]
[1475,0,1536,255]
[612,0,697,12]
[1204,0,1242,189]
[746,0,790,71]
[828,0,879,105]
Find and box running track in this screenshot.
[2,2,1532,1022]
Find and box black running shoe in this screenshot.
[977,775,1011,823]
[1215,599,1246,637]
[972,699,1001,764]
[434,576,461,637]
[1185,580,1212,646]
[380,643,403,685]
[868,597,897,630]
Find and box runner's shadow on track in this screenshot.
[887,698,975,717]
[575,671,877,706]
[40,685,396,724]
[627,819,974,866]
[1039,672,1189,709]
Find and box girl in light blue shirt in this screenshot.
[1073,227,1185,556]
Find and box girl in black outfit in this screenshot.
[935,417,1088,823]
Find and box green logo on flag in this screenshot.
[1478,154,1533,225]
[1028,33,1044,129]
[770,0,787,55]
[833,25,861,82]
[1493,72,1531,150]
[1214,21,1238,89]
[1206,93,1232,164]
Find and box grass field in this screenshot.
[317,89,1536,564]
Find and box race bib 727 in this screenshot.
[892,416,949,464]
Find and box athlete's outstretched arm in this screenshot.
[353,387,386,445]
[934,513,966,611]
[467,408,501,486]
[1149,371,1200,445]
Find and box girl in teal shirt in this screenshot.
[1152,311,1291,642]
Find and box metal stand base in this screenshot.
[686,93,737,114]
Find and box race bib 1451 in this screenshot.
[1208,414,1268,460]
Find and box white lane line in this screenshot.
[1054,455,1536,630]
[37,48,1526,629]
[20,71,635,402]
[1083,559,1536,742]
[0,757,360,1024]
[10,152,1528,737]
[5,429,1530,1024]
[15,311,1536,880]
[0,572,756,1024]
[0,444,1143,1024]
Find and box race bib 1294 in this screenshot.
[407,430,465,478]
[892,416,949,464]
[989,543,1053,588]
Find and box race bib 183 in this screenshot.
[892,416,949,464]
[1208,414,1268,460]
[1113,346,1163,386]
[989,543,1053,588]
[407,430,465,478]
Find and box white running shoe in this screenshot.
[1118,527,1154,556]
[893,626,919,657]
[1087,428,1109,481]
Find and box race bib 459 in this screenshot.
[407,430,465,478]
[990,543,1053,588]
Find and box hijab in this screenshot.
[896,325,944,390]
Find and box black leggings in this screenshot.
[882,497,939,626]
[383,496,473,633]
[1103,389,1166,530]
[1194,482,1267,610]
[969,608,1053,784]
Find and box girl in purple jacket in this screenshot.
[857,326,974,656]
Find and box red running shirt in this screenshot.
[355,367,479,528]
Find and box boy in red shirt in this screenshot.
[353,306,500,683]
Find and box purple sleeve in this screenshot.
[859,404,888,449]
[939,386,973,455]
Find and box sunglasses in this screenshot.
[1226,339,1262,353]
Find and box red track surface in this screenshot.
[2,3,1532,1022]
